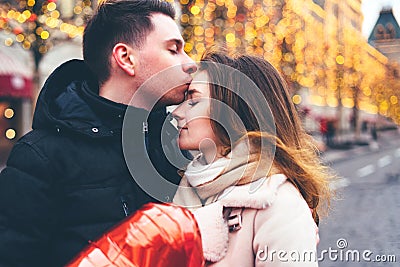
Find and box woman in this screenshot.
[172,52,334,266]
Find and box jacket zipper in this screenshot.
[143,121,149,151]
[120,196,130,217]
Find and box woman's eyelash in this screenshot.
[188,100,199,106]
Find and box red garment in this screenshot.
[67,203,204,267]
[319,118,328,134]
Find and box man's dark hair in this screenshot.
[83,0,175,84]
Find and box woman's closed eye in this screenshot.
[186,89,205,107]
[188,99,199,106]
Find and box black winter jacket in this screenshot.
[0,60,185,267]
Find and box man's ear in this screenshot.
[112,43,135,76]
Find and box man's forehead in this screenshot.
[149,13,184,43]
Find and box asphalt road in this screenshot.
[318,137,400,266]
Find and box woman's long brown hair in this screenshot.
[200,52,335,221]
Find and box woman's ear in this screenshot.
[112,43,135,76]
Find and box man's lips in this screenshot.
[176,82,191,90]
[177,126,188,131]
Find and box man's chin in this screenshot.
[161,94,186,106]
[169,96,186,105]
[156,84,189,107]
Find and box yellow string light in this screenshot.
[40,30,49,40]
[27,0,35,7]
[5,129,16,140]
[47,2,57,12]
[190,6,201,15]
[16,34,24,42]
[4,38,13,46]
[292,95,302,105]
[4,108,14,119]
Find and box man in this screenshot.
[0,0,197,266]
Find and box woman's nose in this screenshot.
[171,103,185,121]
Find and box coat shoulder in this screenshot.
[253,181,314,230]
[219,174,287,209]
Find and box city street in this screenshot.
[318,130,400,266]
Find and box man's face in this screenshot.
[133,13,197,108]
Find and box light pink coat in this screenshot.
[190,174,319,267]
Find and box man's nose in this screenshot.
[182,56,198,74]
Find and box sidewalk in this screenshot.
[319,128,400,164]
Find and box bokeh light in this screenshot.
[5,129,16,140]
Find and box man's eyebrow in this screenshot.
[166,38,184,47]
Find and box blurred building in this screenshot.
[368,8,400,64]
[0,0,92,166]
[0,32,34,166]
[179,0,390,128]
[180,0,392,131]
[310,0,388,132]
